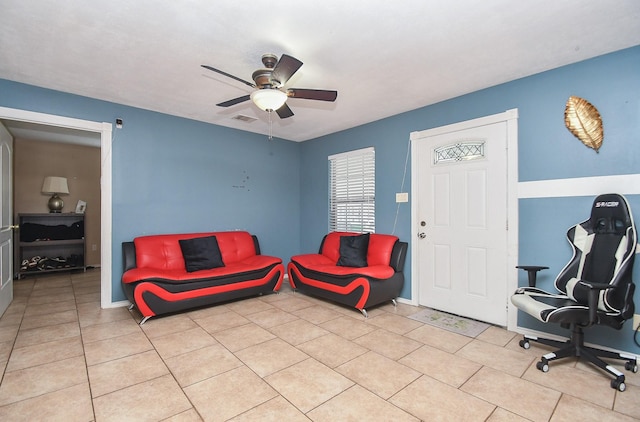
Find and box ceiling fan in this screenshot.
[201,53,338,119]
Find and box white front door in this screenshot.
[412,118,509,326]
[0,122,14,317]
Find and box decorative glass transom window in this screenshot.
[434,140,485,164]
[328,147,375,233]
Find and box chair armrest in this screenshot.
[579,281,611,290]
[580,281,636,322]
[516,265,549,287]
[579,281,613,325]
[621,283,635,319]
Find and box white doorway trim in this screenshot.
[0,106,114,309]
[410,109,519,330]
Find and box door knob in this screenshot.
[418,232,426,239]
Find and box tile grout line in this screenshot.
[73,273,98,422]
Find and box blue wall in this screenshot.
[1,45,638,352]
[300,45,640,352]
[0,80,301,302]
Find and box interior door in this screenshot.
[414,120,508,325]
[0,122,14,317]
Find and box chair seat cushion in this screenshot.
[123,255,281,284]
[512,287,593,325]
[291,254,395,279]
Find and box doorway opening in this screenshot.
[0,106,114,309]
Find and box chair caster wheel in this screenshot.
[519,339,530,349]
[625,361,638,373]
[536,359,549,372]
[611,378,626,392]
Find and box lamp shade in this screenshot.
[42,176,69,195]
[250,89,287,111]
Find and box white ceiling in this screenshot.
[1,0,639,142]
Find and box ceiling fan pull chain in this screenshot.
[268,110,273,141]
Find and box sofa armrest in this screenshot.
[390,241,408,272]
[122,242,137,272]
[252,235,261,255]
[318,234,329,254]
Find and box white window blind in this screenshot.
[328,147,375,233]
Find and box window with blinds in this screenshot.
[328,147,375,233]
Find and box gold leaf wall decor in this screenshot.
[564,96,604,153]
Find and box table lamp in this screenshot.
[42,176,69,213]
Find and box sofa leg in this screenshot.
[392,299,397,308]
[360,308,368,318]
[139,316,151,325]
[128,303,135,311]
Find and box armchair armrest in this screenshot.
[252,235,261,255]
[390,241,408,272]
[122,242,137,272]
[516,265,549,287]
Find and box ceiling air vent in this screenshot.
[231,114,257,123]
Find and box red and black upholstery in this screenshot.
[512,193,638,391]
[122,231,284,324]
[287,232,407,316]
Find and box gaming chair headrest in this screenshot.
[587,193,633,235]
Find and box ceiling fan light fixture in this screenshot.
[250,89,287,112]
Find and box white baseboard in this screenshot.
[396,297,416,306]
[104,299,129,309]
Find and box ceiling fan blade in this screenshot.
[216,95,251,107]
[201,65,256,88]
[276,103,294,119]
[272,54,303,85]
[287,88,338,102]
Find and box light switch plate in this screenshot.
[396,192,409,203]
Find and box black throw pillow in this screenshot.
[337,233,369,267]
[179,235,224,272]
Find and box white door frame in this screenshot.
[0,106,116,309]
[410,109,519,330]
[0,122,14,317]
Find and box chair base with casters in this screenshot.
[518,325,638,392]
[512,193,639,392]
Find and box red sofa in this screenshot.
[287,232,407,317]
[122,231,284,324]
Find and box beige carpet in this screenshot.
[408,308,490,338]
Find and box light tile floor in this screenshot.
[0,269,639,421]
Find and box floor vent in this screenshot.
[232,114,257,123]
